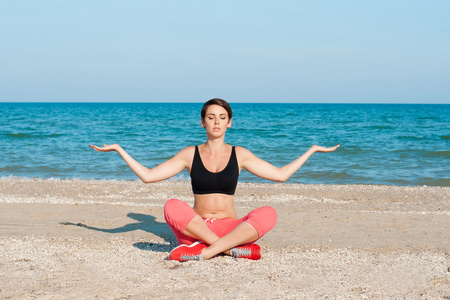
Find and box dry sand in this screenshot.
[0,178,449,299]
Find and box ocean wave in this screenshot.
[0,175,136,182]
[6,133,63,139]
[0,166,23,172]
[337,147,367,155]
[365,125,395,130]
[397,135,426,141]
[385,178,414,186]
[305,171,355,180]
[168,174,190,182]
[416,178,450,186]
[0,165,63,173]
[425,151,450,159]
[418,116,439,120]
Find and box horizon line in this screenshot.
[0,101,449,105]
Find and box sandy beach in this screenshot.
[0,178,449,299]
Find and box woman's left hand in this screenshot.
[311,144,340,153]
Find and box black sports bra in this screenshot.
[190,146,239,195]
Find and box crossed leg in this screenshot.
[164,198,277,260]
[181,215,259,259]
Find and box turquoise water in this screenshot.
[1,103,449,186]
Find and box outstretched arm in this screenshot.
[89,144,191,183]
[239,144,340,182]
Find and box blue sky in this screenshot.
[1,1,449,103]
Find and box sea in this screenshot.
[1,102,449,186]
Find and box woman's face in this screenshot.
[201,104,232,136]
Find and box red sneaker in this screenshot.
[230,244,261,260]
[169,241,207,262]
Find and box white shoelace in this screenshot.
[230,247,251,258]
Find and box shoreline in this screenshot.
[1,175,449,188]
[1,179,449,298]
[2,175,450,186]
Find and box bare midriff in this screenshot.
[193,194,237,220]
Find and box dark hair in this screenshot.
[201,98,233,119]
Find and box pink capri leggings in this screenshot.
[164,198,277,246]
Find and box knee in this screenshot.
[164,198,183,222]
[247,206,277,237]
[260,206,277,229]
[164,199,198,234]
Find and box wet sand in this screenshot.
[1,179,449,299]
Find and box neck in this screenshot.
[203,139,228,154]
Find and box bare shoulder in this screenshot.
[235,146,255,161]
[164,146,195,170]
[176,146,196,159]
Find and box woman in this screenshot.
[90,98,339,262]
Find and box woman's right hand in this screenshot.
[89,144,121,152]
